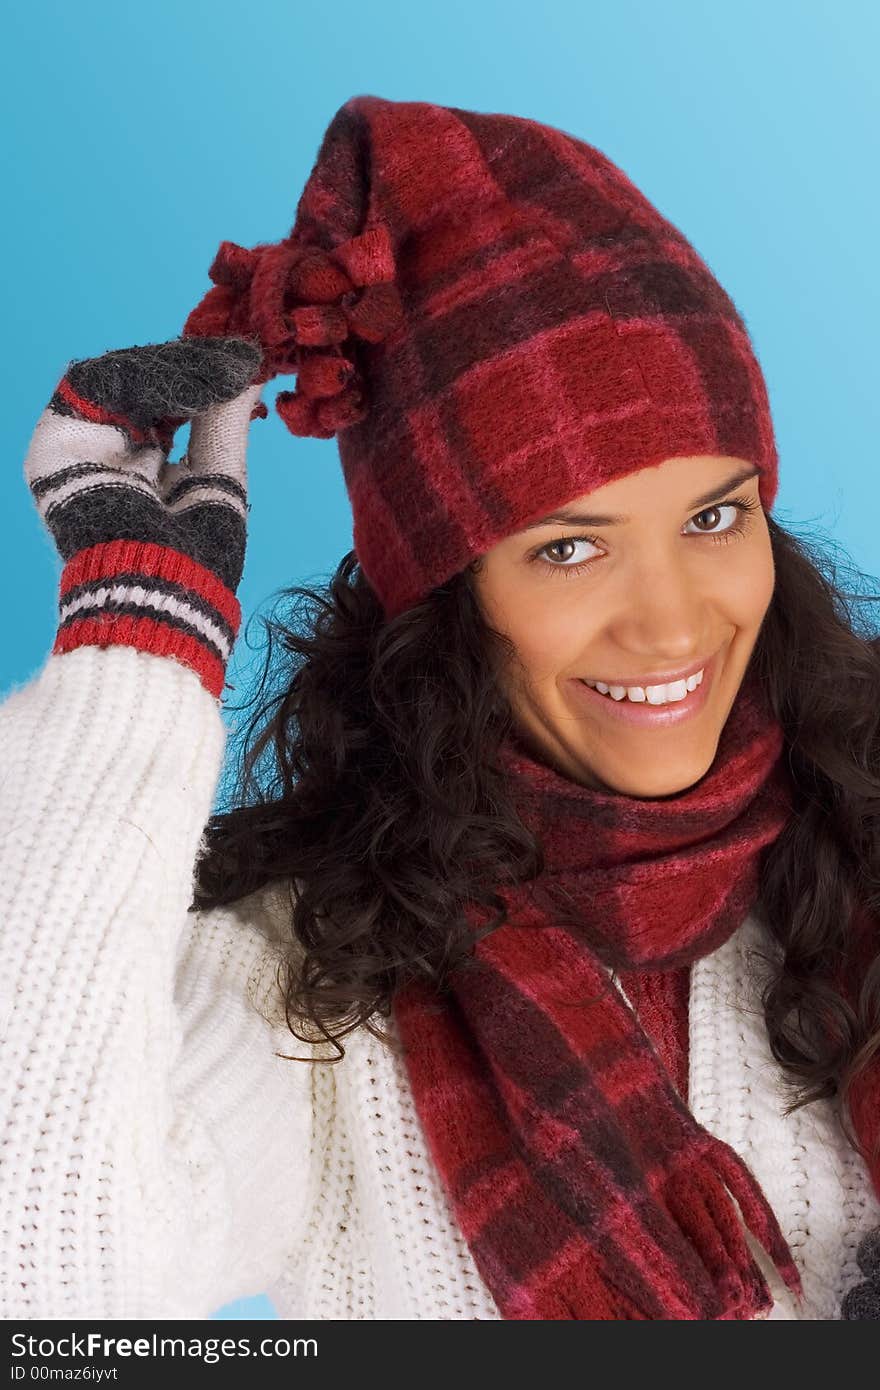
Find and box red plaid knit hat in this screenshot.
[183,93,779,621]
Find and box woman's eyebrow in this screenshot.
[519,464,762,530]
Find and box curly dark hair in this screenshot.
[190,512,880,1166]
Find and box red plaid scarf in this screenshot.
[394,661,825,1319]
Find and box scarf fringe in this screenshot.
[662,1138,805,1318]
[504,1135,806,1320]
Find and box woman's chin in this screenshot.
[566,741,719,798]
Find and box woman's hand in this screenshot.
[24,335,265,698]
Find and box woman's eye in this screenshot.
[537,535,602,570]
[534,499,757,578]
[685,503,743,536]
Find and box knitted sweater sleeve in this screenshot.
[0,644,314,1319]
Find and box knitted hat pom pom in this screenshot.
[183,224,405,439]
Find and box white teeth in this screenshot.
[646,680,687,705]
[585,668,704,705]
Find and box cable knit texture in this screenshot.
[1,645,878,1319]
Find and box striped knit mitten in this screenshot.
[23,335,265,699]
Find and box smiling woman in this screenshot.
[184,95,880,1320]
[468,453,776,797]
[4,93,880,1324]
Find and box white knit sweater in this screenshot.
[1,644,878,1321]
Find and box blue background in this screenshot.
[2,0,877,1318]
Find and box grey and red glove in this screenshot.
[23,335,265,699]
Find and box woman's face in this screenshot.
[470,454,775,797]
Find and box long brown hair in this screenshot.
[191,512,880,1162]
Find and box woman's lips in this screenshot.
[568,648,720,728]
